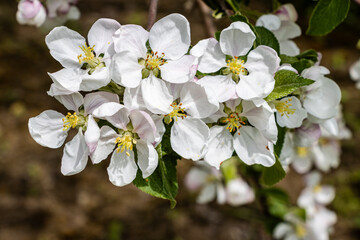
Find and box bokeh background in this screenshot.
[0,0,359,239]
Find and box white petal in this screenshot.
[226,178,255,206]
[292,155,312,174]
[149,13,190,60]
[113,24,148,57]
[141,74,173,114]
[276,97,307,128]
[110,52,143,88]
[136,139,158,178]
[233,126,275,167]
[91,126,117,164]
[171,118,209,160]
[242,100,274,131]
[88,18,121,56]
[245,45,280,75]
[61,129,89,175]
[350,58,360,81]
[92,102,130,129]
[47,82,74,97]
[220,21,256,57]
[84,115,100,155]
[180,82,219,118]
[204,126,234,169]
[256,14,281,31]
[274,223,293,238]
[129,110,157,143]
[48,68,82,93]
[236,72,275,100]
[279,40,300,56]
[160,55,196,83]
[191,38,226,73]
[45,26,85,69]
[28,110,67,149]
[79,67,111,91]
[197,183,216,204]
[184,166,209,191]
[316,186,335,205]
[273,21,301,40]
[54,92,84,112]
[123,86,147,111]
[197,75,237,103]
[107,150,138,187]
[216,183,227,204]
[83,91,119,115]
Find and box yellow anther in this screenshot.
[227,57,246,75]
[313,184,322,193]
[115,132,137,156]
[297,147,308,157]
[78,44,95,64]
[145,52,167,70]
[295,224,307,238]
[222,112,244,133]
[62,112,78,131]
[164,102,187,123]
[275,98,296,117]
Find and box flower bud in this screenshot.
[16,0,46,27]
[275,4,298,22]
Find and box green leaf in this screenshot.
[220,156,239,183]
[306,0,350,36]
[254,26,280,55]
[274,124,286,157]
[265,70,315,102]
[263,187,291,218]
[280,49,319,73]
[261,155,286,186]
[133,143,178,208]
[214,31,221,41]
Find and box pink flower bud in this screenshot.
[275,4,298,22]
[16,0,46,27]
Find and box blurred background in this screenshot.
[0,0,359,239]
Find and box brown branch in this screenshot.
[146,0,159,31]
[197,0,216,38]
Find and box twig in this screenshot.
[219,0,234,16]
[197,0,216,38]
[146,0,159,31]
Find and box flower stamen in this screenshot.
[227,57,247,75]
[222,112,245,133]
[275,98,296,117]
[145,51,167,70]
[164,102,187,124]
[115,132,137,156]
[62,112,78,131]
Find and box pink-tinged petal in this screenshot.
[245,45,280,75]
[84,91,119,115]
[54,92,84,112]
[79,67,111,91]
[107,150,138,187]
[226,178,255,206]
[220,22,256,57]
[123,86,147,111]
[61,129,89,175]
[91,126,117,164]
[204,126,234,169]
[191,38,226,73]
[274,21,301,40]
[141,74,173,114]
[180,82,219,118]
[16,0,46,27]
[236,72,275,100]
[45,26,86,69]
[84,115,100,155]
[136,139,158,178]
[275,4,298,22]
[160,55,196,83]
[113,24,148,57]
[111,51,143,88]
[88,18,121,57]
[256,14,281,31]
[233,126,275,167]
[28,110,67,149]
[92,102,130,129]
[197,183,216,204]
[197,75,237,103]
[171,118,210,160]
[149,13,191,60]
[279,40,300,56]
[184,166,209,191]
[48,68,82,93]
[129,110,157,143]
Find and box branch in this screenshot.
[146,0,159,31]
[197,0,216,38]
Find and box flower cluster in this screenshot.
[16,0,80,28]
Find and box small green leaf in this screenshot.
[220,156,239,183]
[214,31,221,41]
[254,26,280,55]
[263,187,291,218]
[306,0,350,36]
[265,70,314,102]
[261,156,286,186]
[274,124,286,157]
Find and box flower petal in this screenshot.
[279,40,300,56]
[245,45,280,75]
[236,72,275,100]
[226,178,255,206]
[48,68,82,93]
[129,110,157,143]
[256,14,281,31]
[197,75,237,103]
[91,126,117,164]
[107,150,138,187]
[54,92,84,112]
[197,183,216,204]
[79,67,111,91]
[83,91,119,115]
[136,139,158,178]
[113,24,148,57]
[160,55,196,83]
[84,115,100,155]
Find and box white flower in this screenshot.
[184,161,226,204]
[306,207,337,240]
[275,3,298,22]
[203,99,276,169]
[192,21,280,102]
[256,14,301,56]
[16,0,46,27]
[45,18,121,94]
[273,96,307,128]
[28,92,118,175]
[273,213,309,240]
[44,0,80,28]
[350,58,360,89]
[226,178,255,206]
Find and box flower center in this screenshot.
[145,51,166,70]
[295,224,307,238]
[115,132,137,157]
[77,44,105,74]
[312,184,322,193]
[297,147,308,157]
[227,57,247,75]
[164,102,187,124]
[62,112,78,131]
[222,112,245,133]
[275,98,296,117]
